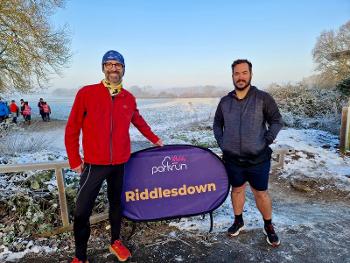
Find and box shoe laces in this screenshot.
[265,224,276,234]
[111,240,131,257]
[112,240,129,253]
[234,219,243,225]
[112,240,123,248]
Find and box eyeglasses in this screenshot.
[104,62,123,70]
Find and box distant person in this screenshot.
[22,101,32,125]
[0,97,9,123]
[42,101,51,121]
[9,100,19,124]
[65,50,163,263]
[38,98,45,120]
[213,59,283,247]
[20,99,25,119]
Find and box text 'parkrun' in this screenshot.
[125,183,217,202]
[151,155,188,175]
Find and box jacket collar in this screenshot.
[99,81,127,97]
[228,86,257,100]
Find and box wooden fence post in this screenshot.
[55,167,70,227]
[340,106,350,155]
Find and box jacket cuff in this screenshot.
[68,157,82,170]
[149,134,160,144]
[265,136,274,145]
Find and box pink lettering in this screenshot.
[172,155,186,162]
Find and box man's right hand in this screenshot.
[72,163,84,174]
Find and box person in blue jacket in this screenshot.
[0,97,10,123]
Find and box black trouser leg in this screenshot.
[107,164,125,244]
[74,164,106,260]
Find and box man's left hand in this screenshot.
[154,139,164,147]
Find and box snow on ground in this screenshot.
[0,97,349,261]
[169,128,350,232]
[0,244,56,262]
[277,129,349,179]
[276,129,350,198]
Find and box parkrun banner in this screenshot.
[122,145,229,221]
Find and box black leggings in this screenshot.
[74,163,124,260]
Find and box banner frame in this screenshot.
[122,144,230,224]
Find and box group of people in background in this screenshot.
[0,97,51,125]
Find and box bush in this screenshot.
[0,123,49,155]
[267,82,347,134]
[337,77,350,96]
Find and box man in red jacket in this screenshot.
[9,100,19,124]
[65,50,163,263]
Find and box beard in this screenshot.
[105,70,124,85]
[233,78,251,91]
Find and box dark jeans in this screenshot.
[74,163,125,261]
[24,115,31,121]
[40,110,45,120]
[43,113,50,121]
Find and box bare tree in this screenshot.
[312,20,350,85]
[0,0,71,93]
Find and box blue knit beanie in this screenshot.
[102,50,125,71]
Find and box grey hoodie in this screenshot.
[213,86,283,163]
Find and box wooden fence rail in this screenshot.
[0,149,288,236]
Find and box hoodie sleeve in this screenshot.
[263,93,283,145]
[65,89,86,168]
[213,100,224,149]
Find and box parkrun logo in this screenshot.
[125,183,217,202]
[151,155,188,175]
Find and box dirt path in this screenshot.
[16,119,67,131]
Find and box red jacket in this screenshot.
[9,103,19,113]
[42,104,51,113]
[65,82,160,169]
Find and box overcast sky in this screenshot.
[49,0,350,91]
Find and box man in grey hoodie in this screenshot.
[213,59,283,247]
